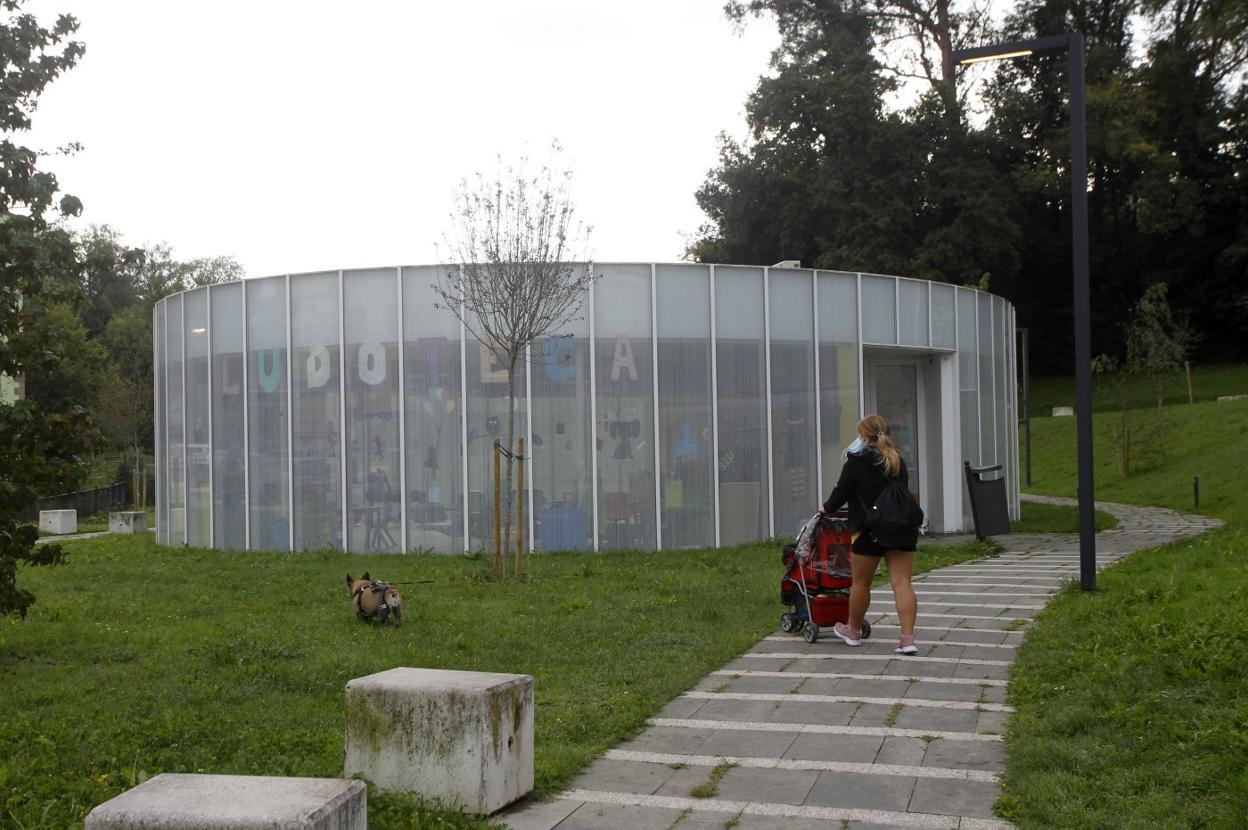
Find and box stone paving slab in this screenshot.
[499,495,1221,830]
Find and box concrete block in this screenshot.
[1217,394,1248,403]
[344,666,533,815]
[84,773,366,830]
[39,509,76,535]
[109,511,148,535]
[1052,406,1074,417]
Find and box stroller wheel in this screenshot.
[803,622,819,644]
[861,620,872,640]
[780,612,798,633]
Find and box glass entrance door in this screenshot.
[870,364,922,503]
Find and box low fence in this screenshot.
[18,482,130,524]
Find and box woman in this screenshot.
[821,414,919,654]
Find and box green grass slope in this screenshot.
[1001,396,1248,828]
[1025,362,1248,418]
[1,533,988,829]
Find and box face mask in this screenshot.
[844,436,868,458]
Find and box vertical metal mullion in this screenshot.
[337,271,348,553]
[650,264,662,551]
[989,297,997,465]
[207,287,215,548]
[181,296,188,547]
[153,303,161,542]
[242,284,251,549]
[812,270,823,502]
[459,300,469,552]
[927,281,933,348]
[856,274,865,418]
[588,277,600,552]
[285,275,294,552]
[709,266,720,548]
[525,341,535,552]
[763,267,774,539]
[396,267,408,553]
[893,276,900,345]
[973,290,982,467]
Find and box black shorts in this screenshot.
[852,533,916,557]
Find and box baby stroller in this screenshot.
[779,510,873,644]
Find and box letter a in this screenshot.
[611,336,638,382]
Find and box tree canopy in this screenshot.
[694,0,1248,371]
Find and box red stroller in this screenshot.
[780,511,873,644]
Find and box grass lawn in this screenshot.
[1,532,990,829]
[1025,362,1248,417]
[1009,500,1118,534]
[1000,396,1248,828]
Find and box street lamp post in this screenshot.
[952,32,1096,591]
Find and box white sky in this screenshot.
[21,1,780,278]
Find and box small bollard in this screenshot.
[1193,476,1200,511]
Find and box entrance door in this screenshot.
[866,361,926,509]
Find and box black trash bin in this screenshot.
[964,462,1010,540]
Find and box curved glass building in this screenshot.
[153,264,1019,553]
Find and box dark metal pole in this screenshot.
[1020,327,1031,487]
[1068,33,1096,591]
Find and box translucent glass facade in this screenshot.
[154,265,1019,551]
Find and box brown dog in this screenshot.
[347,572,402,626]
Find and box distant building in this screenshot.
[153,264,1020,553]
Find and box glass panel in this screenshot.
[978,292,995,466]
[931,283,956,349]
[527,280,592,552]
[344,268,401,553]
[874,365,921,502]
[956,289,978,526]
[403,266,466,553]
[211,282,245,549]
[656,264,713,549]
[155,302,166,545]
[166,293,184,545]
[714,266,768,546]
[817,271,859,500]
[464,325,528,554]
[860,276,896,344]
[769,269,816,538]
[594,264,655,550]
[291,272,343,551]
[994,297,1008,486]
[184,289,210,548]
[246,277,289,550]
[898,279,929,347]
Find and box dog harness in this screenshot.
[353,581,395,624]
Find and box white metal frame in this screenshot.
[285,275,294,552]
[762,266,775,539]
[396,267,409,553]
[459,299,469,552]
[180,295,188,546]
[337,271,348,553]
[206,288,215,548]
[588,276,600,552]
[811,270,823,505]
[650,263,662,550]
[709,266,721,548]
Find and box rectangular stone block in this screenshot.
[109,511,148,535]
[84,773,366,830]
[39,509,76,535]
[1051,406,1074,416]
[345,666,533,815]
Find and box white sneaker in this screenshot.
[833,622,862,647]
[894,635,918,655]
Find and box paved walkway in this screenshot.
[501,495,1221,830]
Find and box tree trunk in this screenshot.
[502,356,517,568]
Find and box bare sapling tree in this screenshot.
[437,142,592,574]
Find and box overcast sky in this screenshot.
[22,1,780,278]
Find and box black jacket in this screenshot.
[822,451,910,533]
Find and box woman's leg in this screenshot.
[848,552,880,632]
[884,549,917,636]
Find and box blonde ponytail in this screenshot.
[857,414,901,477]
